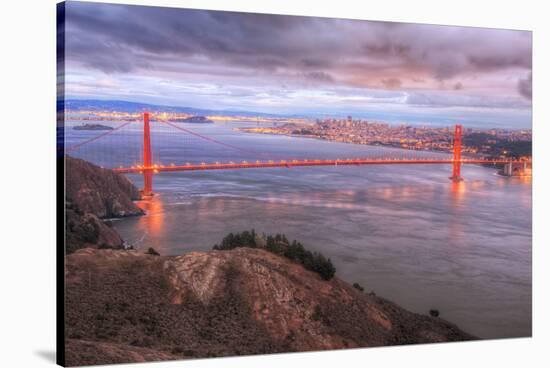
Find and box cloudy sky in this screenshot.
[62,1,532,128]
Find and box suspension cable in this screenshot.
[66,121,132,153]
[159,120,266,156]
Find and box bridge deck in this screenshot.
[112,158,517,174]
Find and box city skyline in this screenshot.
[62,1,532,127]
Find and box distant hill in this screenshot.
[64,99,290,118]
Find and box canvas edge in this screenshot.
[56,1,66,367]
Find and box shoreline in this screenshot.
[234,127,484,159]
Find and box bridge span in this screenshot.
[69,112,529,197]
[112,158,512,174]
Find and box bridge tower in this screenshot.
[449,124,463,182]
[142,111,154,197]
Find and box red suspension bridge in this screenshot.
[68,112,527,198]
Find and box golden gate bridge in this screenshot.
[67,112,526,198]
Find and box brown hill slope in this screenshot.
[65,247,474,366]
[64,156,144,253]
[65,156,143,218]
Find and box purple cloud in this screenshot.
[62,1,532,126]
[518,72,532,100]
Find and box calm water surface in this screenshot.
[67,120,532,339]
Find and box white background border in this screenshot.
[1,0,548,367]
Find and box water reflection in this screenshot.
[450,181,466,203]
[449,181,466,245]
[136,196,165,248]
[518,174,532,185]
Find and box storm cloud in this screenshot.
[63,2,532,125]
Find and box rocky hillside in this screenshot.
[65,247,474,366]
[64,156,144,253]
[65,156,143,218]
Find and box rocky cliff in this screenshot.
[65,156,143,218]
[64,156,144,253]
[65,247,474,366]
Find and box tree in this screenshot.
[146,247,160,256]
[212,231,337,280]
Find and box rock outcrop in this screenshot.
[65,156,143,218]
[64,156,143,253]
[64,247,474,366]
[65,207,124,253]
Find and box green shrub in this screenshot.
[307,252,336,280]
[146,247,160,256]
[213,230,336,280]
[353,282,364,292]
[214,229,257,250]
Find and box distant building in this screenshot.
[503,161,530,176]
